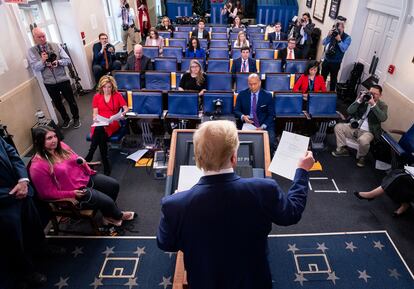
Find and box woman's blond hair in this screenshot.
[193,120,239,171]
[188,59,205,87]
[236,31,248,47]
[97,75,118,95]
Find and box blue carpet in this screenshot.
[41,231,414,289]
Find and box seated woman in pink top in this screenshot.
[29,126,135,227]
[145,27,164,55]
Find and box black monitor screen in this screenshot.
[185,141,255,167]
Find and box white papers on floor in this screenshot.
[268,131,309,180]
[405,165,414,177]
[91,109,123,127]
[127,149,148,162]
[177,165,203,192]
[242,123,257,131]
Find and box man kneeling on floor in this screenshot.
[332,84,388,167]
[157,120,314,289]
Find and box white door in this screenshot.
[356,10,399,82]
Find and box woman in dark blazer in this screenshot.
[293,60,327,107]
[185,37,206,59]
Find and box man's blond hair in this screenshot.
[193,120,239,171]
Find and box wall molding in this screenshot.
[0,77,36,102]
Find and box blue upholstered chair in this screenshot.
[158,31,171,39]
[166,91,199,119]
[246,26,262,34]
[264,73,291,91]
[163,46,183,63]
[231,49,242,60]
[382,123,414,167]
[235,73,250,93]
[209,48,229,59]
[255,49,275,59]
[251,40,271,52]
[207,59,230,72]
[229,32,239,41]
[249,33,265,41]
[154,57,177,72]
[173,31,190,41]
[199,38,208,50]
[176,26,193,32]
[259,59,283,73]
[113,71,141,90]
[168,38,187,52]
[211,26,227,33]
[145,71,171,90]
[130,90,163,118]
[272,41,288,50]
[308,92,339,118]
[210,39,229,48]
[211,33,228,39]
[143,46,159,59]
[206,72,233,91]
[273,92,307,132]
[285,60,308,74]
[203,91,234,116]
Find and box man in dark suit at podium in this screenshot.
[157,120,314,289]
[234,73,275,154]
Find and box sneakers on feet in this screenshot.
[357,157,366,167]
[73,119,81,128]
[331,147,350,157]
[61,119,72,129]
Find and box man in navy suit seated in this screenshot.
[92,33,122,83]
[234,73,276,154]
[268,22,287,43]
[157,120,314,289]
[231,47,257,73]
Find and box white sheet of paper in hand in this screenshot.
[268,131,309,180]
[177,166,203,192]
[242,123,257,131]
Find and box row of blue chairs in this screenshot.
[148,57,307,74]
[120,90,339,121]
[114,71,302,92]
[144,46,287,61]
[162,30,273,41]
[174,25,264,33]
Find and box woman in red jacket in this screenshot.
[293,60,327,105]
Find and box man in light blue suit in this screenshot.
[234,73,276,155]
[157,120,314,289]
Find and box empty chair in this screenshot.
[246,26,262,34]
[163,46,183,63]
[207,59,230,72]
[203,91,234,115]
[130,90,163,118]
[206,72,233,91]
[168,38,187,52]
[143,46,159,59]
[229,32,239,41]
[272,41,288,50]
[231,28,244,33]
[211,26,227,33]
[255,49,275,59]
[274,92,307,132]
[173,31,190,41]
[199,38,208,50]
[235,73,250,92]
[154,57,177,71]
[259,59,283,73]
[285,60,308,74]
[158,31,171,39]
[167,91,199,118]
[308,92,339,118]
[231,49,242,60]
[181,58,205,72]
[209,48,229,59]
[210,39,229,48]
[211,33,228,39]
[252,40,270,51]
[176,26,193,32]
[264,73,291,91]
[382,123,414,167]
[113,71,141,90]
[145,71,171,90]
[249,33,265,41]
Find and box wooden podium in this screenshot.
[166,129,272,288]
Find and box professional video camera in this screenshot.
[213,99,223,116]
[46,52,57,64]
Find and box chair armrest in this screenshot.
[381,131,405,156]
[302,111,311,120]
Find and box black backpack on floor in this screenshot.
[337,62,364,102]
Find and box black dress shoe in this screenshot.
[392,207,411,218]
[353,191,374,201]
[24,272,47,287]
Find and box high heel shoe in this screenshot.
[122,211,137,221]
[102,216,122,227]
[353,191,374,201]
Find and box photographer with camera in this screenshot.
[118,0,140,52]
[332,85,388,167]
[295,13,315,59]
[28,27,80,129]
[92,33,122,84]
[321,18,351,91]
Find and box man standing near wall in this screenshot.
[28,27,81,129]
[118,0,140,52]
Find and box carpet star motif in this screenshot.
[102,246,115,257]
[327,271,340,285]
[72,246,84,257]
[388,268,402,280]
[54,277,69,289]
[373,241,385,251]
[316,242,329,253]
[124,277,138,289]
[357,270,372,283]
[287,243,300,254]
[293,273,308,286]
[159,276,172,289]
[164,252,176,258]
[345,241,357,252]
[134,246,146,257]
[89,277,103,289]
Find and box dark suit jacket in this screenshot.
[278,48,302,70]
[234,88,274,129]
[191,29,210,41]
[268,31,287,42]
[231,57,257,73]
[125,54,153,71]
[92,42,117,68]
[0,137,32,202]
[157,170,309,289]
